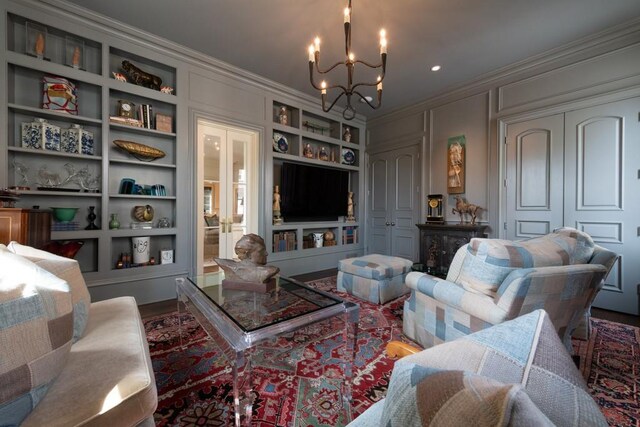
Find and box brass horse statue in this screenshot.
[452,196,483,225]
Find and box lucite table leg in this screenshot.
[232,349,254,427]
[175,278,186,350]
[342,302,360,421]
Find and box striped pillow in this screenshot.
[0,245,74,425]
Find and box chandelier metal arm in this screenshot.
[313,57,347,75]
[321,91,347,113]
[309,62,349,92]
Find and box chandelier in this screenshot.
[308,0,387,120]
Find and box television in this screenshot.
[280,162,350,222]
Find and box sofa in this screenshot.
[347,309,606,426]
[0,242,157,426]
[403,227,615,351]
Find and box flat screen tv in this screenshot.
[280,162,349,222]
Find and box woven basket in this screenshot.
[113,139,166,161]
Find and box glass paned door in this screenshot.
[197,119,258,274]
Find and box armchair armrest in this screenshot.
[405,271,507,325]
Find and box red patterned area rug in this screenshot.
[146,276,640,426]
[572,318,640,426]
[146,276,408,426]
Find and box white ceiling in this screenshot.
[63,0,640,118]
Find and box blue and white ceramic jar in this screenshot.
[21,118,61,151]
[62,124,94,155]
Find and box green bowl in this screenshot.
[50,207,78,222]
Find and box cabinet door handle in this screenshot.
[226,217,233,233]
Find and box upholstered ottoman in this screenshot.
[337,254,413,304]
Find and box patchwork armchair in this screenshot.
[403,227,615,351]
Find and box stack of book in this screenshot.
[137,104,154,129]
[342,226,358,244]
[51,221,79,231]
[273,231,296,252]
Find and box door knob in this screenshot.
[385,221,391,226]
[391,222,396,226]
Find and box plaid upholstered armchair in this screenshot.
[403,228,615,351]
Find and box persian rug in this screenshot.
[146,276,640,426]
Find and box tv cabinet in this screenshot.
[267,100,365,274]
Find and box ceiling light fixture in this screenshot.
[308,0,387,120]
[431,65,441,71]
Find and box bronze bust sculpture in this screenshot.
[215,234,280,290]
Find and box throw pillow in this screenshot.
[380,310,606,426]
[7,241,91,342]
[0,245,74,425]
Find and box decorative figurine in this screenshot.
[35,33,45,59]
[273,185,282,225]
[133,205,154,222]
[11,160,30,189]
[160,86,174,94]
[303,143,314,158]
[452,195,483,225]
[121,60,162,91]
[215,234,280,292]
[112,72,127,82]
[343,126,351,143]
[346,191,356,222]
[278,106,288,125]
[318,146,329,161]
[71,46,81,69]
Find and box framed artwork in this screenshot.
[447,135,465,194]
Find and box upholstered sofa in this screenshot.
[0,242,157,426]
[347,309,606,426]
[403,227,616,351]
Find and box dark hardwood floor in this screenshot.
[138,269,639,328]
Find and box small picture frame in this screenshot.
[26,21,48,60]
[65,36,85,70]
[160,249,174,264]
[155,113,173,133]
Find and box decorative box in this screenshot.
[155,113,173,133]
[62,124,94,154]
[21,118,61,150]
[42,76,78,115]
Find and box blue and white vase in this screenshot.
[21,118,60,151]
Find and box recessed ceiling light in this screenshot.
[431,65,441,72]
[360,96,373,103]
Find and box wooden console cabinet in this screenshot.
[0,208,51,248]
[416,223,488,278]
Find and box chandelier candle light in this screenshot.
[308,0,387,120]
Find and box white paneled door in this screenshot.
[367,145,421,261]
[504,98,640,314]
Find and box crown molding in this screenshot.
[369,16,640,126]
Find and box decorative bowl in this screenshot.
[50,207,78,222]
[272,133,288,153]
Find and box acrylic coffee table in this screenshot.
[175,274,360,427]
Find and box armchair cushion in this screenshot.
[379,310,605,427]
[458,228,595,297]
[0,245,73,425]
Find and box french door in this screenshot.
[196,118,258,274]
[503,97,640,314]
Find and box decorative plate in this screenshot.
[341,148,356,165]
[273,132,288,153]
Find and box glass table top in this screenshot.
[187,273,343,333]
